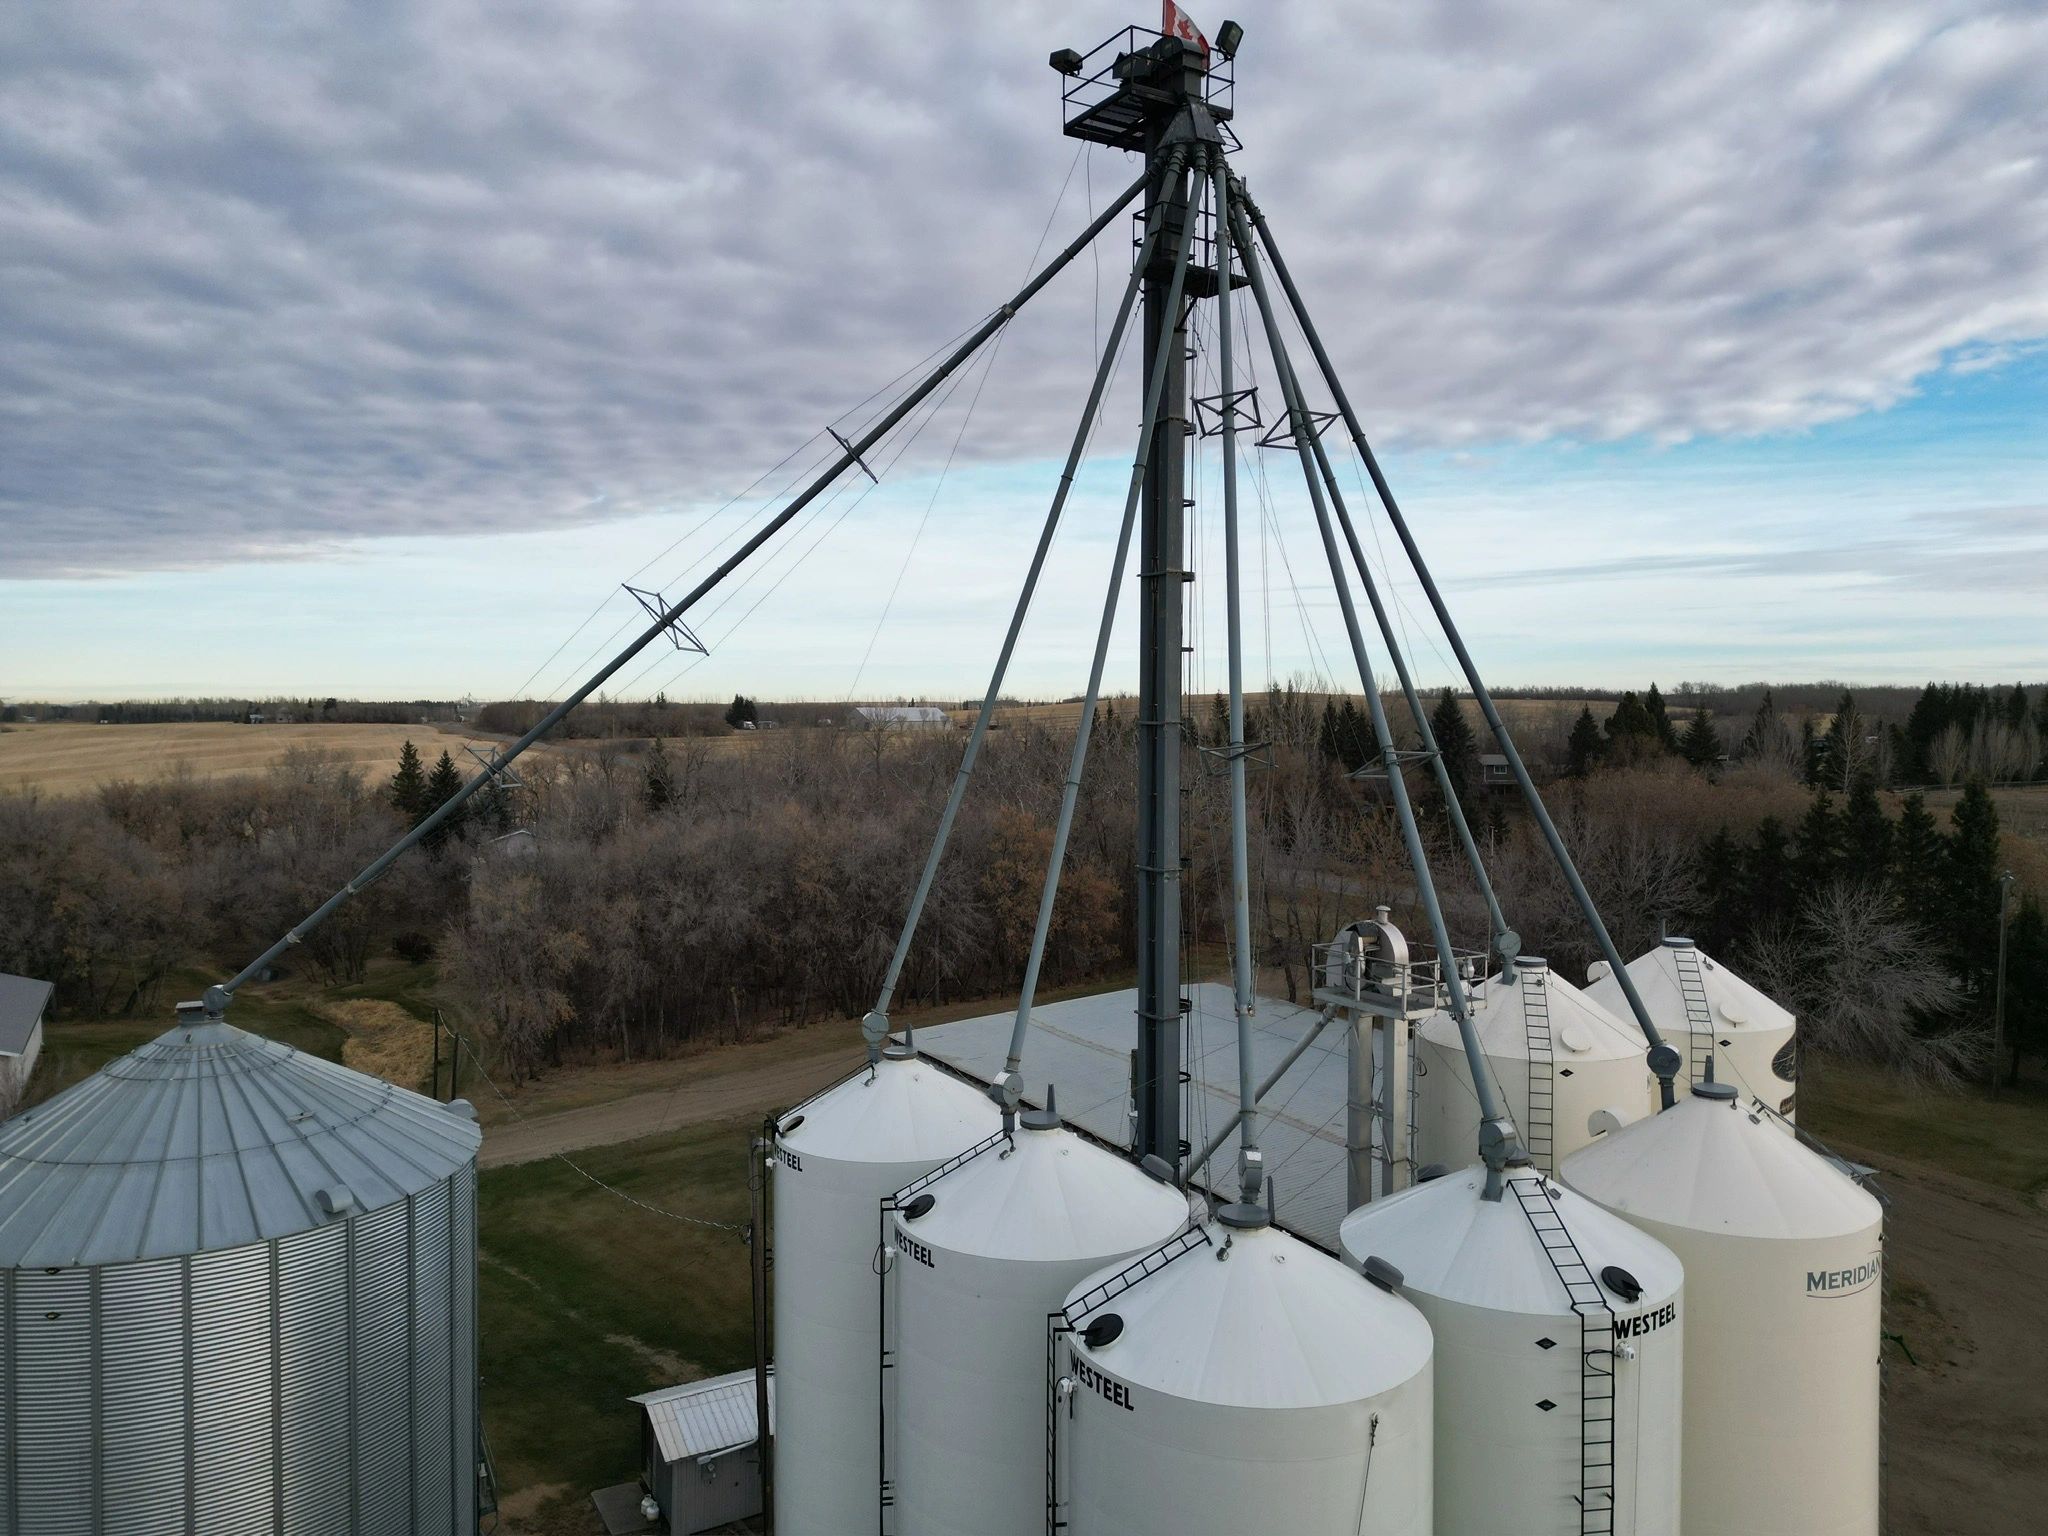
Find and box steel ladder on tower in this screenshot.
[1521,965,1557,1175]
[1672,942,1717,1086]
[1512,1177,1618,1535]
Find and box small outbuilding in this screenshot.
[1477,752,1514,790]
[630,1370,773,1534]
[853,704,950,730]
[0,972,50,1115]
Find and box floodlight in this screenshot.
[1049,47,1083,76]
[1215,20,1244,60]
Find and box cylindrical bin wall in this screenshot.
[0,1019,482,1536]
[886,1108,1187,1536]
[1562,1082,1883,1536]
[1414,958,1655,1175]
[1059,1216,1433,1536]
[1585,938,1798,1119]
[773,1045,998,1536]
[1341,1163,1683,1535]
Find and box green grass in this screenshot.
[477,1117,760,1501]
[1801,1056,2048,1199]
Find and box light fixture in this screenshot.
[1049,47,1083,76]
[1215,20,1244,60]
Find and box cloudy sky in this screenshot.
[2,0,2044,703]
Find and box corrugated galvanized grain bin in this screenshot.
[0,1017,482,1536]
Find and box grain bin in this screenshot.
[1414,957,1654,1176]
[1341,1162,1683,1535]
[0,1012,481,1536]
[1562,1082,1882,1536]
[771,1044,997,1536]
[1057,1208,1433,1536]
[1586,937,1797,1118]
[885,1097,1187,1536]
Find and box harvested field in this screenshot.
[0,720,478,796]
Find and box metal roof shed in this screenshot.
[0,973,51,1116]
[630,1369,774,1534]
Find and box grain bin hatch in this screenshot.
[0,1018,479,1267]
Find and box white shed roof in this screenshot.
[0,973,52,1056]
[632,1369,775,1463]
[854,705,948,723]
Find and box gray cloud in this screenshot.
[2,0,2045,576]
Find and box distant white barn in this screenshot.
[630,1370,773,1534]
[852,705,950,730]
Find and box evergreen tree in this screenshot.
[1429,688,1478,814]
[2003,683,2030,730]
[1889,791,1946,921]
[1209,691,1230,746]
[2003,897,2047,1084]
[389,740,427,820]
[1567,706,1602,779]
[1482,794,1510,848]
[1605,692,1657,750]
[1741,689,1778,760]
[643,736,675,811]
[1748,817,1793,925]
[1840,775,1892,887]
[1336,699,1372,773]
[422,750,465,847]
[1317,701,1342,765]
[1680,706,1723,768]
[1945,782,2003,1007]
[724,694,758,729]
[1790,790,1841,904]
[1698,825,1744,951]
[1800,719,1821,785]
[1645,682,1680,752]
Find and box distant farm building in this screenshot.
[1479,752,1514,790]
[853,705,950,730]
[0,973,49,1115]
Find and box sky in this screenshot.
[2,0,2044,703]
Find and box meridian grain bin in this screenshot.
[771,1043,998,1536]
[1563,1082,1883,1536]
[1341,1163,1683,1535]
[0,1010,482,1536]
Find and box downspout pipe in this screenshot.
[1240,190,1683,1109]
[204,164,1157,1016]
[1227,193,1524,1194]
[863,153,1181,1063]
[995,143,1206,1126]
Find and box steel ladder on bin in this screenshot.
[1521,964,1557,1175]
[1513,1176,1618,1535]
[1672,941,1717,1086]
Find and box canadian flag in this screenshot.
[1162,1,1210,65]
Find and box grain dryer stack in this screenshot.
[771,1043,998,1536]
[1413,957,1656,1175]
[883,1094,1188,1536]
[1563,1082,1884,1536]
[1341,1163,1683,1535]
[0,1011,482,1536]
[1586,937,1798,1117]
[1056,1205,1435,1536]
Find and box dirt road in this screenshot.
[479,1049,851,1168]
[1863,1147,2048,1536]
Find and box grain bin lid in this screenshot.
[1561,1088,1877,1241]
[1585,940,1797,1034]
[1068,1222,1431,1408]
[776,1050,995,1168]
[1418,961,1643,1064]
[1339,1163,1681,1315]
[0,1019,482,1268]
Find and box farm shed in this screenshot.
[0,972,49,1115]
[852,705,950,729]
[631,1370,773,1533]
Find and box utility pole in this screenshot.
[1994,869,2014,1098]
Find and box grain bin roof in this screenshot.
[0,1018,481,1268]
[0,972,52,1056]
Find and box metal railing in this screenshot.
[1309,937,1487,1021]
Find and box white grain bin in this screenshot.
[886,1097,1187,1536]
[772,1043,997,1536]
[1414,957,1654,1176]
[1341,1162,1683,1535]
[0,1013,482,1536]
[1586,937,1798,1118]
[1562,1082,1883,1536]
[1058,1209,1433,1536]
